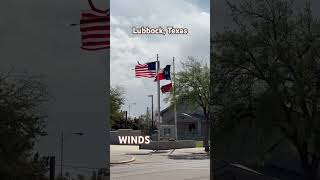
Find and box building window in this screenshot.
[164,128,171,135]
[188,124,196,133]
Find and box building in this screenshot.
[160,102,206,140]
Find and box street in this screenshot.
[110,145,209,180]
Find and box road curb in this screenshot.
[111,156,135,164]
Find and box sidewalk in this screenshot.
[111,154,135,164]
[110,145,151,164]
[110,145,137,164]
[167,148,209,160]
[110,145,210,180]
[110,145,209,164]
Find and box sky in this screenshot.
[110,0,210,117]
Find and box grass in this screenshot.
[196,141,203,148]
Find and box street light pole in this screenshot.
[129,104,131,118]
[124,111,128,129]
[60,131,63,180]
[148,95,154,129]
[128,102,136,118]
[60,131,84,179]
[146,107,150,129]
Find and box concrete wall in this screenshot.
[110,129,141,145]
[160,125,176,139]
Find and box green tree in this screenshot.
[111,86,125,128]
[167,57,210,151]
[212,0,320,179]
[0,71,49,179]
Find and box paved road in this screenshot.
[110,145,209,180]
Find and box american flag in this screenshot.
[80,9,110,50]
[135,62,157,78]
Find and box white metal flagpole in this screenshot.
[156,54,161,150]
[173,57,178,140]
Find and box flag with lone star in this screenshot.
[154,65,171,81]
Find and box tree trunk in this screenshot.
[298,146,319,180]
[210,111,214,180]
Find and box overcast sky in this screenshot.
[110,0,210,117]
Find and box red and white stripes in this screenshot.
[80,9,110,50]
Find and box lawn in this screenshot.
[196,141,203,148]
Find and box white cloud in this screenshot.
[111,0,210,117]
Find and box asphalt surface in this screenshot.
[110,145,209,180]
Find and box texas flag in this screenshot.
[161,83,173,93]
[154,65,171,81]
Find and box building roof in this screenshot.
[180,112,205,119]
[160,106,172,115]
[161,103,205,123]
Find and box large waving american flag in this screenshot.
[80,9,110,50]
[135,62,157,78]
